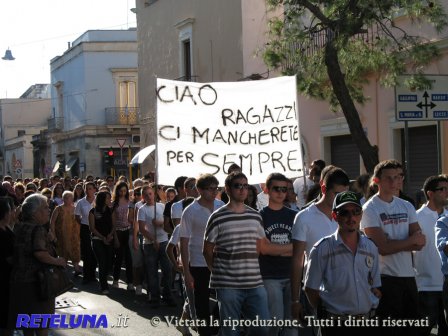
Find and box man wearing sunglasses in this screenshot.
[203,172,289,336]
[259,173,296,336]
[304,191,381,336]
[361,160,425,336]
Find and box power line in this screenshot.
[10,21,137,48]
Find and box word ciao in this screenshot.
[156,84,217,106]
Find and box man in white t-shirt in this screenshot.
[361,160,425,336]
[74,181,97,284]
[180,174,224,336]
[415,175,448,335]
[290,166,349,331]
[171,177,199,226]
[137,184,174,308]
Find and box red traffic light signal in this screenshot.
[108,150,114,157]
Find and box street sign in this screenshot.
[15,168,22,175]
[396,75,448,121]
[114,158,128,166]
[14,160,22,168]
[117,138,126,148]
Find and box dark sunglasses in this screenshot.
[271,186,288,193]
[337,208,363,218]
[204,187,220,192]
[232,183,249,190]
[434,186,448,192]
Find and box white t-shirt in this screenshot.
[360,194,418,277]
[137,202,167,244]
[414,204,444,291]
[256,191,269,210]
[180,199,225,267]
[171,199,184,220]
[291,203,338,262]
[169,224,181,246]
[74,197,94,225]
[135,200,145,210]
[293,176,314,209]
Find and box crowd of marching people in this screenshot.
[0,159,448,336]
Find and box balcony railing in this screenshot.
[174,75,199,82]
[48,117,64,131]
[105,107,140,125]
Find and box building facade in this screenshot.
[136,0,448,199]
[0,84,51,179]
[44,29,140,178]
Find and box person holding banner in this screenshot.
[137,184,175,307]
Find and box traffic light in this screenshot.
[104,149,114,166]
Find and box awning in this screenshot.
[52,161,62,174]
[130,145,156,165]
[65,157,79,172]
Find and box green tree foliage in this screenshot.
[264,0,448,172]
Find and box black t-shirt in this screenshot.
[89,207,113,237]
[259,206,297,279]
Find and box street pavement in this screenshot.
[13,266,189,336]
[11,265,439,336]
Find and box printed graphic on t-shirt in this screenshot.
[265,222,291,245]
[379,212,408,225]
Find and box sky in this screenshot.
[0,0,136,99]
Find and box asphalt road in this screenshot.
[11,266,439,336]
[11,268,188,336]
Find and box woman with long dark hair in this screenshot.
[111,181,133,290]
[73,183,85,205]
[89,191,115,294]
[51,182,64,206]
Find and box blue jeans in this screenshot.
[444,278,448,326]
[216,286,270,336]
[264,278,295,336]
[143,242,172,301]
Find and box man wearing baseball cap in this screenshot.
[304,191,381,336]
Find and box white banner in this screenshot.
[156,76,303,185]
